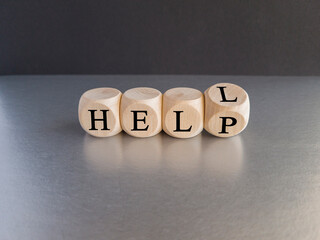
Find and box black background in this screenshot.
[1,0,320,75]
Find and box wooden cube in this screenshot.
[204,83,250,137]
[78,88,122,137]
[120,87,162,138]
[163,87,204,138]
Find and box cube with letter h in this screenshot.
[78,88,122,137]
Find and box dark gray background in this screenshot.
[1,0,320,75]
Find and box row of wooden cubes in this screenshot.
[79,83,250,138]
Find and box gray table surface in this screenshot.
[0,75,319,240]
